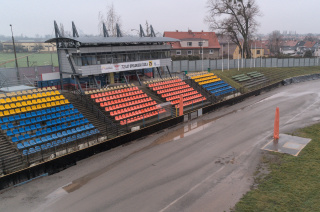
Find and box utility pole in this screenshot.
[10,24,20,81]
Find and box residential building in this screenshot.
[217,34,238,59]
[163,30,220,59]
[233,40,269,59]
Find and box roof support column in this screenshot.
[135,70,142,86]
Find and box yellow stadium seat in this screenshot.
[42,92,48,97]
[27,100,32,106]
[27,94,33,99]
[51,102,56,107]
[31,105,37,111]
[17,96,23,101]
[55,96,61,100]
[42,88,47,91]
[50,91,55,96]
[50,96,56,101]
[45,97,51,102]
[11,97,18,102]
[37,88,42,92]
[36,104,42,110]
[4,110,10,116]
[54,90,60,95]
[32,89,37,93]
[15,108,21,113]
[5,104,11,110]
[32,94,37,99]
[64,99,70,104]
[26,106,32,111]
[16,102,22,107]
[0,93,6,98]
[36,93,42,98]
[0,99,6,104]
[22,95,28,100]
[47,87,52,91]
[46,102,51,107]
[0,111,4,117]
[55,101,61,106]
[59,95,65,100]
[27,90,33,94]
[10,103,17,109]
[51,86,57,90]
[21,101,27,107]
[9,109,16,115]
[41,98,47,103]
[0,105,5,110]
[41,103,47,108]
[5,98,12,103]
[22,90,28,94]
[32,100,37,105]
[21,107,27,113]
[17,91,22,95]
[37,99,42,104]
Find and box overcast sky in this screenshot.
[1,0,320,37]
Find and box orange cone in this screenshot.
[274,107,279,142]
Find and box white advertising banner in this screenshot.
[101,60,160,73]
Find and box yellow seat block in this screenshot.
[26,106,32,111]
[31,105,37,111]
[41,103,47,108]
[21,101,27,107]
[9,109,16,115]
[26,100,32,106]
[27,94,33,99]
[5,98,12,103]
[54,90,60,95]
[15,108,21,113]
[22,95,28,101]
[5,104,11,110]
[37,99,42,104]
[32,100,37,105]
[27,90,33,94]
[16,102,22,107]
[10,103,17,109]
[51,86,57,90]
[21,107,27,113]
[4,110,10,116]
[42,92,48,97]
[16,96,23,101]
[0,105,5,110]
[50,96,56,101]
[11,97,18,102]
[36,104,42,110]
[41,98,47,103]
[36,93,42,98]
[55,101,61,106]
[32,94,37,99]
[0,99,6,104]
[64,99,70,104]
[51,101,56,107]
[50,91,55,96]
[0,111,4,117]
[59,95,65,100]
[46,102,51,107]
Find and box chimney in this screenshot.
[188,30,192,33]
[176,30,178,32]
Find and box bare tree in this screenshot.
[205,0,261,58]
[304,33,316,42]
[98,3,122,36]
[59,23,65,37]
[268,30,282,56]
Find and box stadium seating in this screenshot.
[146,77,206,108]
[88,84,166,125]
[0,86,100,156]
[189,72,236,97]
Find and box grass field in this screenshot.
[234,123,320,211]
[212,66,320,92]
[0,52,59,68]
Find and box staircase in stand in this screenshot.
[0,135,24,174]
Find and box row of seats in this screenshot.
[0,95,65,110]
[12,123,93,143]
[186,71,208,78]
[210,87,236,96]
[198,78,221,85]
[22,129,100,155]
[171,94,204,105]
[206,84,230,91]
[0,91,61,104]
[114,105,163,121]
[119,109,166,125]
[175,97,206,108]
[0,86,57,99]
[110,101,157,116]
[95,90,144,103]
[191,73,214,80]
[0,100,70,117]
[148,79,182,88]
[151,81,186,91]
[90,87,139,99]
[202,81,225,88]
[144,77,180,86]
[4,114,84,136]
[104,97,153,112]
[194,76,218,83]
[165,91,198,102]
[85,83,136,95]
[158,85,190,95]
[161,88,194,98]
[0,104,74,124]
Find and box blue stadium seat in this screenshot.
[41,116,47,122]
[31,125,37,131]
[67,129,72,135]
[24,134,31,140]
[89,124,94,129]
[46,121,52,126]
[13,129,19,135]
[57,139,62,145]
[35,138,42,144]
[74,109,79,113]
[36,110,42,116]
[52,120,57,125]
[79,120,84,125]
[56,112,61,118]
[7,131,13,137]
[22,149,28,155]
[61,138,66,144]
[36,123,42,129]
[31,112,37,117]
[19,120,26,126]
[41,129,47,135]
[26,113,32,118]
[47,143,53,149]
[56,119,62,124]
[41,144,47,150]
[35,146,41,152]
[51,113,57,119]
[51,107,56,113]
[84,119,89,124]
[46,115,52,120]
[31,118,36,124]
[20,114,27,119]
[66,116,71,122]
[61,124,67,129]
[61,105,66,110]
[75,120,80,126]
[70,122,76,127]
[61,111,66,117]
[23,141,31,148]
[57,132,63,138]
[0,118,3,124]
[61,118,66,123]
[36,117,42,122]
[62,131,68,137]
[17,143,24,150]
[19,128,25,134]
[18,135,25,141]
[65,110,70,116]
[72,128,77,134]
[28,148,36,154]
[52,141,58,147]
[14,115,21,121]
[1,125,8,130]
[79,114,84,119]
[41,137,48,143]
[2,117,9,123]
[85,125,90,130]
[46,135,53,141]
[76,127,81,132]
[52,126,57,132]
[77,134,82,139]
[69,104,74,109]
[9,116,15,122]
[46,109,51,114]
[74,114,80,120]
[52,134,58,139]
[56,125,62,131]
[47,128,52,134]
[8,123,14,129]
[25,126,31,132]
[56,106,61,112]
[86,131,91,137]
[29,140,36,146]
[80,126,86,131]
[12,137,18,142]
[25,119,31,125]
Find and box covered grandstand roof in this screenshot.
[45,36,180,46]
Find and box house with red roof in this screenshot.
[163,30,221,59]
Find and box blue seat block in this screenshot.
[17,143,24,150]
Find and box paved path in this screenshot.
[1,80,320,212]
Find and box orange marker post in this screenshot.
[179,95,183,116]
[274,107,279,143]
